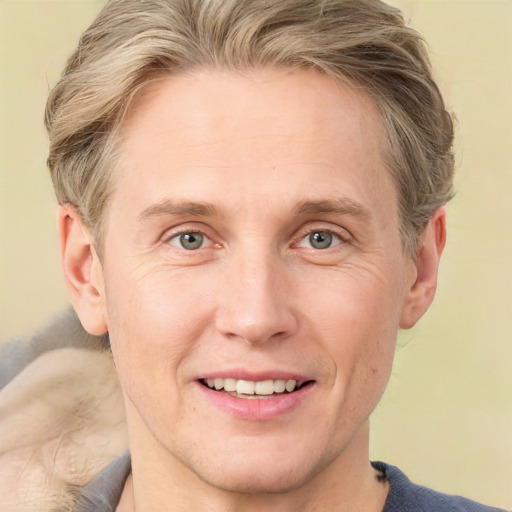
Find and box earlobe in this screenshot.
[56,204,108,335]
[400,208,447,329]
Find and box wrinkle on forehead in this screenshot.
[110,67,398,244]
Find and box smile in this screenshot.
[201,378,310,398]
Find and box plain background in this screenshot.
[0,0,510,508]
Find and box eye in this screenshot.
[299,230,343,250]
[168,231,208,250]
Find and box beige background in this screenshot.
[0,0,510,508]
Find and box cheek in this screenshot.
[301,269,401,394]
[303,267,402,343]
[103,267,219,380]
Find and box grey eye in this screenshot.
[170,232,205,250]
[299,231,341,250]
[309,231,333,249]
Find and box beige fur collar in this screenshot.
[0,313,128,511]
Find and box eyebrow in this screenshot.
[138,197,371,222]
[138,200,219,221]
[294,199,371,219]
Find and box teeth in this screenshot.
[224,378,237,392]
[203,378,301,395]
[285,380,297,392]
[274,379,286,393]
[255,380,274,395]
[236,380,255,395]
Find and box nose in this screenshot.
[215,252,298,345]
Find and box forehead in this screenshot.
[121,67,383,159]
[113,67,397,226]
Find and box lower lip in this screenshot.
[196,382,315,421]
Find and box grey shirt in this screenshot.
[73,455,508,512]
[74,451,131,512]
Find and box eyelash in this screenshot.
[162,225,351,253]
[297,230,343,250]
[165,229,214,251]
[294,224,351,251]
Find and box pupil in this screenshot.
[310,231,332,249]
[180,233,203,250]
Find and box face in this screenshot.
[95,68,418,493]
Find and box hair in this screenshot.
[45,0,455,256]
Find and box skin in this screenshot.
[58,68,446,511]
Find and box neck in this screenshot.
[121,419,388,512]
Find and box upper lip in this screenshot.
[197,369,313,383]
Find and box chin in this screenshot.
[199,466,314,495]
[184,445,330,496]
[164,419,350,496]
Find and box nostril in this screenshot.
[214,279,299,344]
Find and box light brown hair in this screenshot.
[45,0,454,256]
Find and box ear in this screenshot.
[400,207,447,329]
[56,204,108,335]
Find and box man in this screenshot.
[0,0,507,511]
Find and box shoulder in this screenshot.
[373,462,509,512]
[74,451,132,512]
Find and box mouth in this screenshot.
[200,377,313,399]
